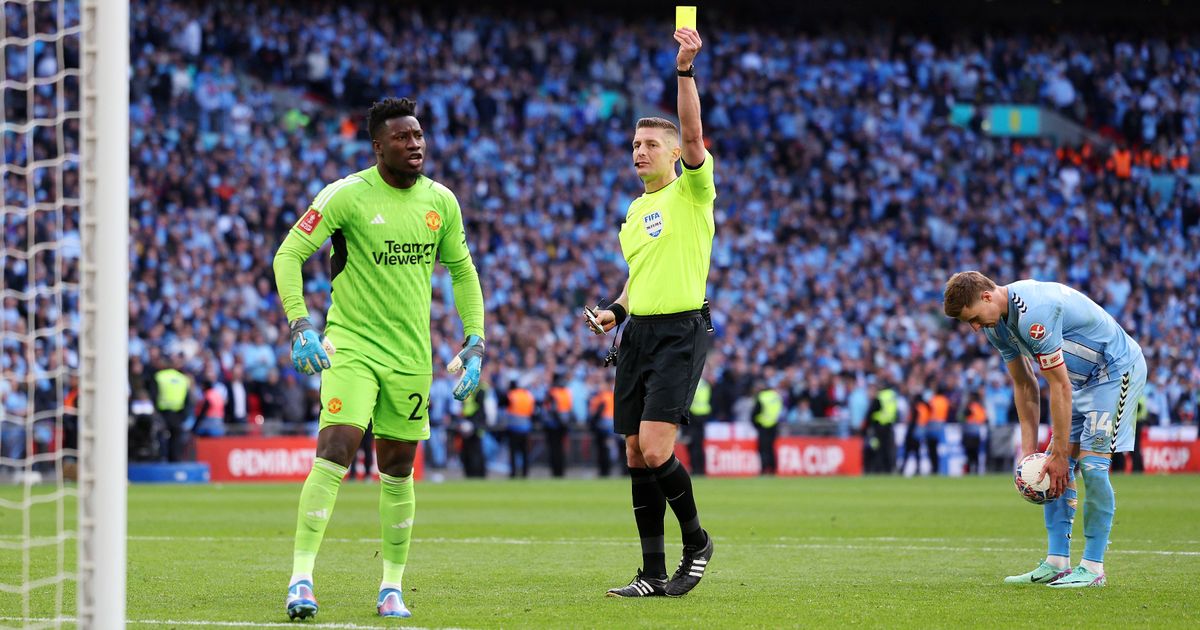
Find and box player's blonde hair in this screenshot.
[943,271,998,318]
[635,117,681,144]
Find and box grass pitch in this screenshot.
[3,473,1199,628]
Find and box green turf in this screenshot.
[2,474,1199,628]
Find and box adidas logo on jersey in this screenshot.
[371,214,386,224]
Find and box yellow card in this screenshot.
[675,6,696,31]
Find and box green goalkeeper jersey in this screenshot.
[274,165,484,375]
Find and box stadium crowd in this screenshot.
[4,0,1199,473]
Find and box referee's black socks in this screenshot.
[651,455,706,549]
[629,466,667,577]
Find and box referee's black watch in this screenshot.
[677,65,695,78]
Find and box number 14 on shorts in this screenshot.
[1085,411,1112,435]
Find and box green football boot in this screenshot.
[1048,566,1106,588]
[1003,562,1072,585]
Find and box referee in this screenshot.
[587,26,715,599]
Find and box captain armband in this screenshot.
[1037,348,1065,370]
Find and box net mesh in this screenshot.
[0,0,82,627]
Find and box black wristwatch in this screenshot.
[677,65,695,78]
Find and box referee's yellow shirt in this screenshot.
[620,150,716,315]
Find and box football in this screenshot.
[1014,452,1054,504]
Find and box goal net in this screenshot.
[1,1,127,628]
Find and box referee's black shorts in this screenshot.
[614,310,710,435]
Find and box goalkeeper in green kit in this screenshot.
[273,97,485,621]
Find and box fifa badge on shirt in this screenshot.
[643,211,663,238]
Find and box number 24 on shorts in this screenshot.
[406,393,425,421]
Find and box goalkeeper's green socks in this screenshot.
[290,457,347,584]
[379,472,416,590]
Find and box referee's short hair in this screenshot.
[636,117,680,143]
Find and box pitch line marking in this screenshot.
[3,534,1198,556]
[118,535,1200,557]
[0,617,469,630]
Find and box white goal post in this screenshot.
[2,1,127,627]
[78,0,128,628]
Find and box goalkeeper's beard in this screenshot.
[382,158,421,184]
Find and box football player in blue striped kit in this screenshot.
[943,271,1147,588]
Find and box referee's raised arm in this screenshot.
[674,27,705,168]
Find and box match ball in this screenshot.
[1014,452,1054,505]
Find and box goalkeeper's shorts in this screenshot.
[318,350,432,442]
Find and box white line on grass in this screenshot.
[453,536,1200,557]
[4,534,1198,557]
[119,534,1200,557]
[0,617,467,630]
[756,542,1200,557]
